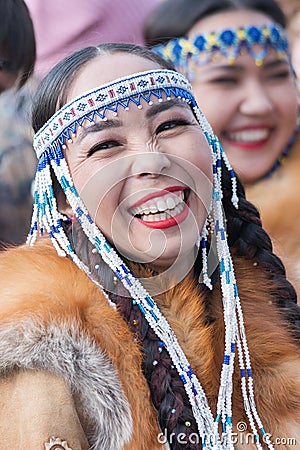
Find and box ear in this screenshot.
[56,189,74,218]
[50,169,74,218]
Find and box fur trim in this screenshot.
[0,317,132,450]
[0,239,162,450]
[246,135,300,294]
[1,240,300,447]
[147,257,300,447]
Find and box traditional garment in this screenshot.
[0,239,299,449]
[246,134,300,291]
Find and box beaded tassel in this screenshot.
[200,220,213,290]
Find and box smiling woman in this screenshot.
[0,43,300,449]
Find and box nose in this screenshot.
[130,149,171,178]
[239,80,273,116]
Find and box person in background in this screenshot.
[144,0,300,293]
[276,0,300,79]
[0,0,35,91]
[0,0,36,248]
[0,42,299,448]
[25,0,162,79]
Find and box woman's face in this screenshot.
[64,53,213,272]
[188,10,298,184]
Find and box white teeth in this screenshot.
[149,205,158,214]
[166,197,176,209]
[131,191,184,220]
[157,199,167,211]
[227,129,270,143]
[139,202,186,222]
[136,191,187,222]
[170,205,182,217]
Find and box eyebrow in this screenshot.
[77,118,121,144]
[76,98,190,143]
[261,59,290,70]
[200,59,289,74]
[145,98,190,118]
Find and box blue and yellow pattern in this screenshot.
[152,23,289,71]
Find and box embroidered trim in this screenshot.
[44,437,72,450]
[33,69,193,158]
[152,23,289,69]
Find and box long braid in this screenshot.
[115,285,204,449]
[66,222,202,448]
[221,163,300,338]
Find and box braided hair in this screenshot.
[222,164,300,337]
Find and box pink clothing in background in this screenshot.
[25,0,162,79]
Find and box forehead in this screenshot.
[188,9,274,35]
[67,52,162,103]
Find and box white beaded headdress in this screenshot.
[28,69,274,449]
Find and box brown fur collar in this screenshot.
[0,239,300,448]
[246,134,300,292]
[152,259,300,446]
[0,239,162,450]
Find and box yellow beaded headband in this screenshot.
[152,23,289,72]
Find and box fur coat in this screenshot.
[246,135,300,294]
[0,238,299,449]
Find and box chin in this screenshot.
[236,167,266,184]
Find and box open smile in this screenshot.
[130,187,190,229]
[222,127,273,150]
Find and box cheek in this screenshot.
[67,157,126,227]
[193,159,213,217]
[94,190,119,236]
[186,136,213,182]
[175,137,213,214]
[191,85,232,134]
[279,90,298,122]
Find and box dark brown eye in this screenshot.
[88,140,121,156]
[156,119,189,134]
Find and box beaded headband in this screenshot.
[28,68,273,448]
[33,70,194,158]
[152,23,289,74]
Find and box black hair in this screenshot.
[0,0,36,88]
[32,41,299,447]
[144,0,286,46]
